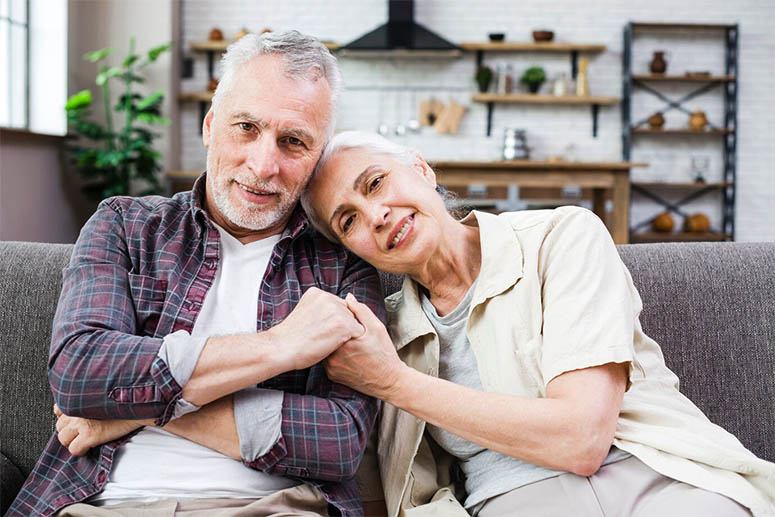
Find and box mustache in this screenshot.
[229,176,289,196]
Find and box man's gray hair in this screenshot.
[302,131,463,243]
[212,30,342,137]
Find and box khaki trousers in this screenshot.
[56,484,329,517]
[472,456,750,517]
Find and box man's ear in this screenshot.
[202,108,215,147]
[413,154,437,187]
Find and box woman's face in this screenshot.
[308,147,450,273]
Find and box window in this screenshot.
[0,0,28,129]
[0,0,66,135]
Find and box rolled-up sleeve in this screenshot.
[48,199,184,425]
[538,207,638,386]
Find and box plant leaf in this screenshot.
[96,67,123,86]
[136,90,164,111]
[65,90,93,111]
[84,47,113,63]
[122,54,140,68]
[136,113,170,125]
[147,42,172,62]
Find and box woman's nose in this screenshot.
[370,205,390,231]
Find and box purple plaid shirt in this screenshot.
[9,175,385,517]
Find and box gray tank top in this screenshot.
[420,281,630,508]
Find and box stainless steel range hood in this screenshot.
[339,0,461,58]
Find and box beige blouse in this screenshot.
[376,207,775,517]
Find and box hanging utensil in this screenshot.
[394,91,406,136]
[407,89,421,133]
[377,90,389,136]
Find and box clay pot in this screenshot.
[649,51,668,74]
[652,212,675,233]
[207,77,219,92]
[648,112,665,130]
[208,28,224,41]
[689,110,709,131]
[684,213,711,233]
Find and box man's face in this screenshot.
[202,54,332,241]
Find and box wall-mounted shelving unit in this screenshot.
[461,41,615,137]
[622,21,738,243]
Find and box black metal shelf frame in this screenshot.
[622,22,738,240]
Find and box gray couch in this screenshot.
[1,241,774,515]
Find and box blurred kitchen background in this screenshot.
[1,0,773,243]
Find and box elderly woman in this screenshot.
[301,131,775,517]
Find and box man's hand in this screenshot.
[324,294,406,398]
[271,287,365,371]
[54,404,148,456]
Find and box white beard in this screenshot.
[208,173,297,231]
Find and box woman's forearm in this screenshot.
[383,363,626,475]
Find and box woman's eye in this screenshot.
[342,214,355,233]
[368,175,383,193]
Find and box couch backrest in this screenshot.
[1,241,772,484]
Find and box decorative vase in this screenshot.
[648,112,665,130]
[649,51,668,74]
[576,57,589,96]
[689,110,709,131]
[527,82,542,94]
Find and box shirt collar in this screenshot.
[388,210,524,351]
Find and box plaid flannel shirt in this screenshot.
[9,174,385,517]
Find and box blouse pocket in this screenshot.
[127,273,167,337]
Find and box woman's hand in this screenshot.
[54,404,148,456]
[324,293,407,399]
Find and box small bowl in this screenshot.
[532,30,554,42]
[488,32,506,42]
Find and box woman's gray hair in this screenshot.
[212,30,342,137]
[302,130,465,243]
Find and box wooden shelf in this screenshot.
[190,40,339,52]
[632,74,735,83]
[632,127,732,135]
[434,160,644,171]
[632,181,728,190]
[472,94,619,105]
[631,231,729,243]
[179,91,214,102]
[631,22,735,31]
[460,42,606,53]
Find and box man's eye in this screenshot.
[238,122,254,132]
[342,214,355,233]
[368,175,383,193]
[287,136,303,146]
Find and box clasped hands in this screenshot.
[54,288,403,457]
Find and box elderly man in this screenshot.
[8,31,384,517]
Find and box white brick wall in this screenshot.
[180,0,775,241]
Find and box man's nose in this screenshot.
[245,134,281,179]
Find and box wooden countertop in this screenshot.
[431,160,647,171]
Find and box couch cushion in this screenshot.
[619,242,774,462]
[0,241,73,478]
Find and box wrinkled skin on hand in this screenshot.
[325,294,405,398]
[54,405,145,456]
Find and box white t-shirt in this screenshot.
[93,225,297,504]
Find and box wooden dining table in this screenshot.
[431,160,646,244]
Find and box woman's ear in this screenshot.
[412,154,437,187]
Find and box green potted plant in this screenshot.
[475,65,494,93]
[520,66,546,94]
[65,38,172,200]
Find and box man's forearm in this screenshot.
[163,395,241,459]
[181,330,291,407]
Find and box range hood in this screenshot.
[339,0,461,58]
